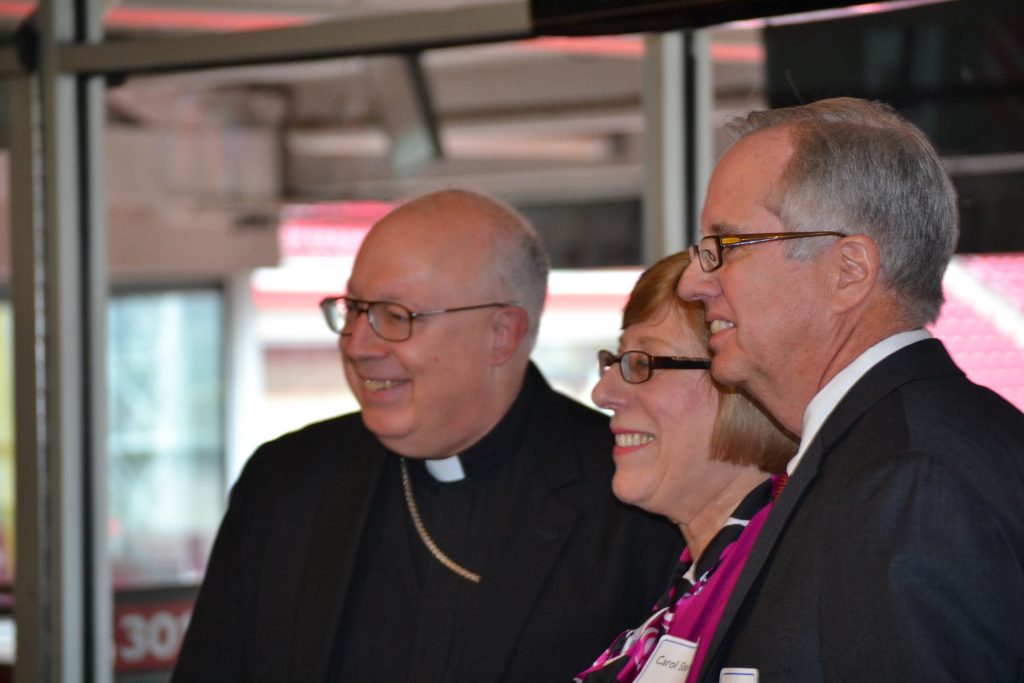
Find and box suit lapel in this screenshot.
[460,379,583,681]
[701,347,918,673]
[288,434,386,680]
[467,485,580,680]
[699,339,962,679]
[699,431,826,679]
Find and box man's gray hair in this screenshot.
[727,97,958,324]
[484,195,550,349]
[420,188,549,348]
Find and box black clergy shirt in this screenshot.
[327,368,537,682]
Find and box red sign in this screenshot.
[113,596,193,674]
[280,201,393,259]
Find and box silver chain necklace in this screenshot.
[400,458,482,584]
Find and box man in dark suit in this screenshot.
[678,97,1024,681]
[172,188,680,682]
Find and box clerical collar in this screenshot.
[411,362,540,483]
[425,455,466,482]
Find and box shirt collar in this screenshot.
[425,456,466,482]
[787,328,931,475]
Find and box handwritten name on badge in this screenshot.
[720,667,759,682]
[634,635,697,683]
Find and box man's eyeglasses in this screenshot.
[689,231,847,272]
[319,296,514,342]
[597,349,711,384]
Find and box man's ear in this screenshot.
[490,306,530,365]
[832,233,880,312]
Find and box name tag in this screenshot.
[720,667,759,682]
[634,635,698,683]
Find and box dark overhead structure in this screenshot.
[530,0,856,35]
[763,0,1024,253]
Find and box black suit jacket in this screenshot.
[173,367,681,682]
[699,339,1024,682]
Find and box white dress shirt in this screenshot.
[788,328,932,475]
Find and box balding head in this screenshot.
[339,188,549,458]
[372,189,549,347]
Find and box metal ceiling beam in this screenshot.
[59,2,532,77]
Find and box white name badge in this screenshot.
[720,667,759,682]
[634,635,698,683]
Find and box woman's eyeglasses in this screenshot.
[597,349,711,384]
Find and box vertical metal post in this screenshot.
[689,29,714,241]
[643,31,686,264]
[642,29,714,263]
[12,0,109,679]
[80,57,111,683]
[10,68,49,683]
[75,2,111,680]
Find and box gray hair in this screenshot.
[483,195,550,349]
[409,188,550,348]
[727,97,958,324]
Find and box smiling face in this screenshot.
[677,128,833,431]
[591,305,721,521]
[340,197,520,458]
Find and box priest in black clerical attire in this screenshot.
[172,188,681,682]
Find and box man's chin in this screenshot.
[361,412,413,448]
[709,355,746,388]
[369,425,447,460]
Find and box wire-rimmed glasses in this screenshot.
[597,349,711,384]
[319,296,514,342]
[689,231,847,272]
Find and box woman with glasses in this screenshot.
[575,251,795,683]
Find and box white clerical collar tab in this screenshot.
[425,455,466,482]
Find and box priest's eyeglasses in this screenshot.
[597,349,711,384]
[689,231,847,272]
[320,296,514,342]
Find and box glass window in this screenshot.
[108,288,225,678]
[108,288,224,588]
